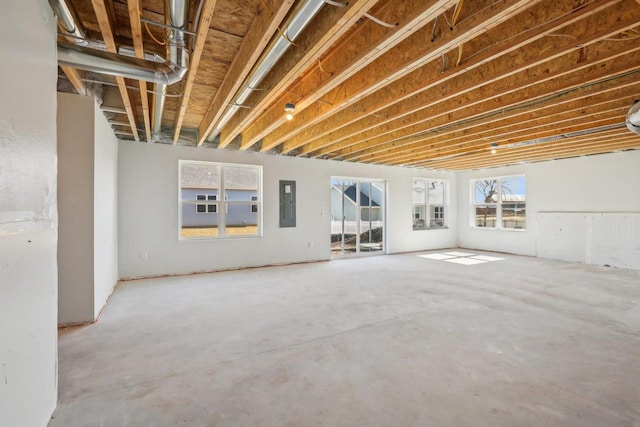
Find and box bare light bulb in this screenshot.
[284,102,295,121]
[491,148,497,155]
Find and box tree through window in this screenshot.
[472,176,526,229]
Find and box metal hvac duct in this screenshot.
[50,0,189,142]
[153,0,189,140]
[57,43,187,85]
[48,0,85,41]
[626,100,640,135]
[207,0,329,141]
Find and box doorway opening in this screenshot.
[330,178,386,257]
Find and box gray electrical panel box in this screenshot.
[279,180,296,227]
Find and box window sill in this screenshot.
[470,227,526,232]
[413,226,449,231]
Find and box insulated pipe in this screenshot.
[58,43,187,85]
[152,0,189,140]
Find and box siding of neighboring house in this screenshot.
[181,188,257,227]
[331,184,384,221]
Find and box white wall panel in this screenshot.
[118,142,457,278]
[0,0,58,424]
[458,151,640,269]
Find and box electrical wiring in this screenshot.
[142,12,166,46]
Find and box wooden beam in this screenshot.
[256,0,539,154]
[61,66,87,96]
[424,140,640,170]
[128,0,151,142]
[313,1,640,159]
[195,0,294,146]
[91,0,140,141]
[246,0,468,152]
[350,72,640,163]
[286,0,619,155]
[417,131,638,169]
[415,127,631,167]
[172,0,220,143]
[392,113,628,166]
[369,89,640,164]
[209,0,381,148]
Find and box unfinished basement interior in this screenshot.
[1,0,640,425]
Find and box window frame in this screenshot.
[412,178,448,231]
[178,160,263,240]
[470,175,526,231]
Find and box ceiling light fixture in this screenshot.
[490,143,498,155]
[285,102,295,120]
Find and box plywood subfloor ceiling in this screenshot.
[56,0,640,170]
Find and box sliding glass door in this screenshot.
[331,178,385,256]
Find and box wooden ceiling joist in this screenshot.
[127,0,151,142]
[289,0,620,156]
[172,0,220,143]
[201,0,381,148]
[195,0,295,146]
[394,112,628,166]
[312,3,640,160]
[61,66,87,96]
[91,0,140,141]
[361,83,640,164]
[256,0,537,154]
[246,0,464,152]
[327,37,640,163]
[349,71,640,163]
[57,0,640,170]
[419,131,638,170]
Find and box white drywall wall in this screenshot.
[0,0,58,425]
[537,212,640,269]
[457,150,640,268]
[118,142,456,278]
[57,93,119,323]
[57,93,95,324]
[93,102,119,316]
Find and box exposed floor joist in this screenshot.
[56,0,640,169]
[91,0,140,142]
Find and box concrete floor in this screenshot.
[50,250,640,427]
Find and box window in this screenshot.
[472,175,526,230]
[179,161,262,239]
[412,179,447,230]
[196,194,217,214]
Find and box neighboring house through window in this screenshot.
[412,179,447,230]
[179,160,262,239]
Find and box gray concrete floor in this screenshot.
[50,250,640,427]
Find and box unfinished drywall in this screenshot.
[457,150,640,269]
[58,93,95,323]
[118,142,456,278]
[0,0,58,425]
[57,93,119,324]
[537,212,640,269]
[93,101,118,316]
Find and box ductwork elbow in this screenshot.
[164,48,189,85]
[626,100,640,135]
[57,42,188,86]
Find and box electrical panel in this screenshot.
[279,180,296,227]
